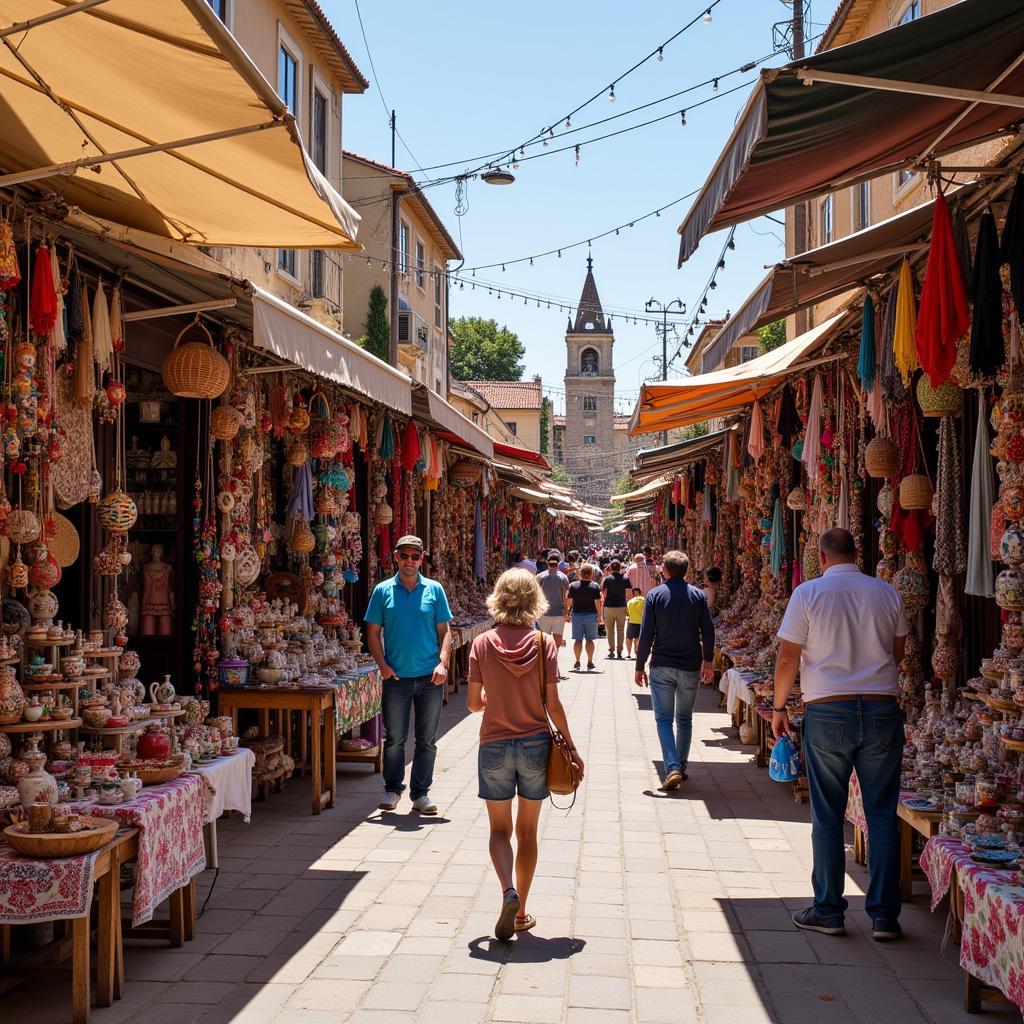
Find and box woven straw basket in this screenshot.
[865,436,898,478]
[210,403,244,441]
[916,374,962,418]
[900,473,933,510]
[161,318,229,400]
[47,513,80,568]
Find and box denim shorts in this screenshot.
[571,612,598,642]
[478,731,551,801]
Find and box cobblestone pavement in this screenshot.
[7,655,1018,1023]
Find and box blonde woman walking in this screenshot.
[468,569,584,940]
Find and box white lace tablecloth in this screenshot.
[719,668,756,715]
[191,748,256,824]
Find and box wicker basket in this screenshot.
[120,760,186,785]
[286,440,308,466]
[916,374,962,417]
[47,512,80,568]
[210,403,244,441]
[161,318,229,400]
[899,473,933,510]
[4,817,118,858]
[865,437,898,477]
[290,520,315,555]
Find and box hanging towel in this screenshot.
[915,193,969,386]
[968,210,1006,377]
[893,258,918,384]
[857,293,876,392]
[966,397,995,597]
[747,400,765,462]
[91,280,114,373]
[801,375,823,482]
[770,498,784,578]
[934,415,966,576]
[1000,173,1024,328]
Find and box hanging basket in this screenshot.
[97,490,138,533]
[286,440,308,466]
[865,437,898,478]
[161,318,229,400]
[210,403,244,441]
[6,509,40,545]
[450,459,483,487]
[899,474,933,510]
[916,374,962,417]
[785,486,805,511]
[375,502,394,526]
[47,513,80,568]
[234,546,261,586]
[289,520,316,555]
[310,392,343,459]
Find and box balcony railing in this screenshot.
[307,250,343,310]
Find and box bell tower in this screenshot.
[562,257,616,506]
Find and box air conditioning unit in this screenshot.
[398,312,411,343]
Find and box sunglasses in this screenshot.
[396,551,422,561]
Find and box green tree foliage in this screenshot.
[357,285,390,363]
[449,317,525,381]
[550,463,570,485]
[758,319,787,354]
[540,397,551,455]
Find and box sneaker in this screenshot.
[378,792,400,812]
[872,919,902,942]
[495,887,521,941]
[573,661,581,671]
[660,769,683,791]
[792,907,845,936]
[412,795,437,815]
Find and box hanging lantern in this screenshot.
[234,546,261,586]
[161,318,229,399]
[286,440,308,466]
[105,379,126,407]
[6,509,40,545]
[785,487,805,511]
[28,552,60,589]
[376,502,394,526]
[290,520,316,555]
[7,553,27,589]
[210,403,244,441]
[103,597,129,630]
[865,437,898,477]
[899,474,933,510]
[97,490,138,533]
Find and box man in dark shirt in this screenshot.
[635,550,714,790]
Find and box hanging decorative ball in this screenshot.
[103,597,129,630]
[234,546,261,586]
[376,502,394,526]
[1001,527,1024,566]
[876,557,894,582]
[865,436,898,477]
[931,642,960,679]
[216,490,236,513]
[220,541,237,563]
[803,542,821,580]
[1001,483,1024,522]
[6,509,40,545]
[916,374,962,417]
[1007,435,1024,465]
[996,568,1024,610]
[97,490,138,533]
[899,474,933,510]
[105,379,126,407]
[786,486,805,511]
[28,552,60,589]
[876,481,895,520]
[7,554,27,589]
[893,563,929,617]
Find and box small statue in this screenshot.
[141,544,173,637]
[150,435,176,470]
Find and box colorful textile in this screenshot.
[333,668,383,735]
[75,773,206,926]
[915,193,969,386]
[893,258,919,384]
[747,399,765,462]
[801,375,823,482]
[921,836,1024,1010]
[0,839,103,924]
[857,293,876,392]
[1000,173,1024,330]
[934,416,966,575]
[966,397,995,597]
[29,245,58,337]
[968,211,1006,377]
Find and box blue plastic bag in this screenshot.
[769,733,801,783]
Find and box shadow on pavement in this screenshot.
[467,934,586,964]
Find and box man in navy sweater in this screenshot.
[635,550,715,790]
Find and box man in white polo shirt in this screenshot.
[772,528,908,942]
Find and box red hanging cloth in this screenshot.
[914,193,969,385]
[401,419,421,471]
[30,245,58,336]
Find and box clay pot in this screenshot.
[136,726,171,761]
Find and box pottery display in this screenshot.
[149,675,176,706]
[0,669,25,724]
[997,569,1024,611]
[136,724,171,761]
[16,735,58,806]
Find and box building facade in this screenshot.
[448,378,525,448]
[460,378,543,453]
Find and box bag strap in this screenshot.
[536,629,578,812]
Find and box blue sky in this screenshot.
[325,0,834,415]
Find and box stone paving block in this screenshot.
[378,953,445,983]
[491,993,566,1022]
[285,977,371,1011]
[567,973,631,1009]
[635,986,700,1022]
[417,999,498,1024]
[630,939,684,967]
[359,979,429,1010]
[311,954,385,980]
[333,929,403,956]
[429,971,496,1002]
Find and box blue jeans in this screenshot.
[649,666,700,773]
[382,675,444,799]
[802,699,904,922]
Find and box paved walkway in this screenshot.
[7,655,1017,1023]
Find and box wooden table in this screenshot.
[897,801,943,903]
[218,687,337,815]
[0,828,137,1024]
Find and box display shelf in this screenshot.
[0,656,20,666]
[24,637,74,648]
[79,669,112,680]
[79,719,151,737]
[0,717,82,733]
[21,680,82,692]
[85,652,122,661]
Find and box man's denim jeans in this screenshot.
[382,675,444,799]
[649,666,700,773]
[801,699,904,922]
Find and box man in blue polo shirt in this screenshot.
[365,534,453,814]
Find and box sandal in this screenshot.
[495,887,521,941]
[515,913,536,932]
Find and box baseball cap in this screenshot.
[394,535,424,551]
[558,561,569,572]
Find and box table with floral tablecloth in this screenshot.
[72,774,206,926]
[332,667,381,735]
[920,836,1024,1010]
[0,841,100,925]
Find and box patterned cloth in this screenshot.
[73,773,206,926]
[0,839,102,924]
[920,836,1024,1009]
[333,668,382,735]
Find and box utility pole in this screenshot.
[390,109,396,169]
[789,1,809,334]
[645,297,686,446]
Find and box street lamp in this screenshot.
[645,297,686,447]
[481,169,515,185]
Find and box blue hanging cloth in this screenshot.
[378,413,395,460]
[286,462,314,522]
[770,498,784,578]
[857,293,876,391]
[473,500,486,580]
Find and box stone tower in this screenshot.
[563,257,616,506]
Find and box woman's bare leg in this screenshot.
[514,797,543,918]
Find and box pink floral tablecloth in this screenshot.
[0,841,100,924]
[920,836,1024,1009]
[73,774,206,926]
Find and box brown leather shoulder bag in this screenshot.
[536,630,581,808]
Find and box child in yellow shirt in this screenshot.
[625,588,645,660]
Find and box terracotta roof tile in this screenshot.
[463,380,543,410]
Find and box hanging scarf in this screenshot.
[50,246,66,352]
[867,374,885,432]
[474,500,485,580]
[109,286,124,352]
[914,193,969,386]
[29,245,58,337]
[747,400,765,462]
[836,469,849,531]
[66,263,83,341]
[857,293,876,392]
[893,258,918,384]
[880,282,905,401]
[769,498,784,578]
[286,462,314,522]
[91,281,114,373]
[965,396,995,597]
[400,418,421,471]
[776,383,799,448]
[933,415,966,576]
[968,210,1005,377]
[1000,173,1024,329]
[802,375,824,482]
[73,284,93,409]
[951,203,973,289]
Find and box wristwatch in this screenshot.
[773,706,788,713]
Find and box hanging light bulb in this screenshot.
[575,145,581,165]
[718,259,726,270]
[366,257,371,267]
[709,280,717,290]
[543,138,549,148]
[703,8,713,23]
[512,161,520,169]
[608,83,616,102]
[728,238,736,250]
[459,281,464,290]
[564,117,571,129]
[680,109,687,126]
[657,47,664,62]
[712,78,719,92]
[557,249,562,258]
[529,257,534,266]
[656,210,661,218]
[519,147,525,157]
[502,264,506,272]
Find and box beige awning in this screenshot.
[512,486,551,504]
[411,386,495,459]
[251,286,411,414]
[611,475,673,505]
[0,1,361,249]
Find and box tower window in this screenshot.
[583,395,597,412]
[580,348,599,375]
[583,435,596,445]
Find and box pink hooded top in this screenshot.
[468,625,558,744]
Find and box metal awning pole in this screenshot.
[794,68,1024,110]
[804,244,927,277]
[0,120,281,189]
[0,0,110,39]
[123,298,237,323]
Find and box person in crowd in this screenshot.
[565,563,603,672]
[365,535,453,814]
[601,558,629,659]
[635,550,714,790]
[773,527,907,942]
[536,554,570,679]
[625,586,645,660]
[509,550,537,574]
[565,551,580,584]
[703,566,723,614]
[467,569,584,940]
[627,552,656,597]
